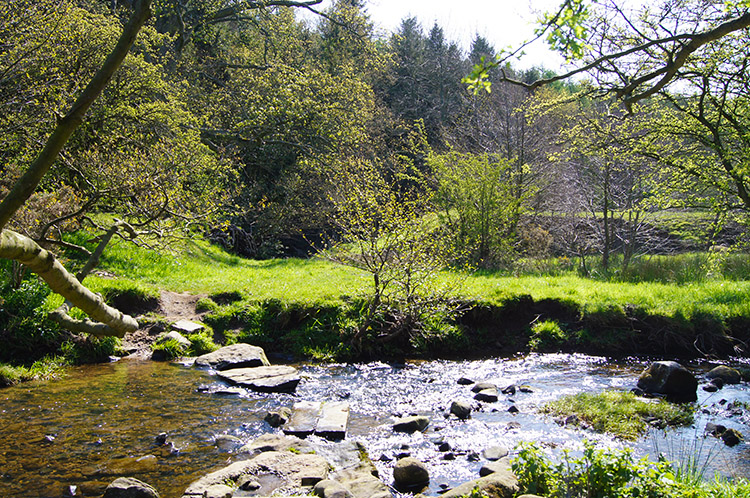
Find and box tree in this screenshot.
[0,0,153,336]
[430,151,522,268]
[0,0,320,337]
[467,0,750,109]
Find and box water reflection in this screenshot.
[0,354,748,497]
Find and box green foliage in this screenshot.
[512,441,750,498]
[456,486,489,498]
[0,269,61,364]
[60,336,121,365]
[322,148,463,350]
[536,0,591,60]
[151,338,185,361]
[430,151,527,268]
[529,319,566,351]
[186,332,219,356]
[542,390,694,440]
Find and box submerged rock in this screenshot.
[194,344,270,370]
[637,361,698,402]
[214,434,243,452]
[265,407,292,427]
[103,477,160,498]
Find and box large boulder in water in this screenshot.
[393,457,429,490]
[706,365,741,385]
[194,343,269,370]
[103,477,160,498]
[637,361,697,402]
[440,471,518,498]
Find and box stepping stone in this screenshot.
[217,366,300,393]
[282,401,351,440]
[316,402,350,440]
[284,401,322,438]
[195,344,270,371]
[172,319,204,334]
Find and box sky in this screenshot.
[302,0,569,71]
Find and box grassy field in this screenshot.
[80,237,750,324]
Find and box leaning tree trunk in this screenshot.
[0,0,152,336]
[0,230,138,336]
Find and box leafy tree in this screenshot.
[323,128,458,350]
[430,151,527,268]
[0,0,153,336]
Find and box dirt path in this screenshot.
[159,290,206,321]
[121,290,207,356]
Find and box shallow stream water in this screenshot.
[1,354,749,498]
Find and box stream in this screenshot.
[1,354,749,498]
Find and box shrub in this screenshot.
[529,319,566,351]
[512,441,750,498]
[187,332,219,355]
[151,338,186,361]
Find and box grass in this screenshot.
[79,237,368,305]
[47,233,750,359]
[541,390,695,440]
[79,236,750,323]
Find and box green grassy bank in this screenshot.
[59,238,750,361]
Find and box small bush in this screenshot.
[151,338,186,361]
[512,441,750,498]
[195,297,218,313]
[60,336,122,364]
[529,319,566,351]
[187,332,219,355]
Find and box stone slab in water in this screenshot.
[284,401,322,437]
[195,344,270,371]
[181,451,328,498]
[217,365,300,393]
[315,402,350,440]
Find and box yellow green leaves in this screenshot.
[535,0,592,61]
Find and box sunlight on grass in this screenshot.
[79,236,750,324]
[542,390,694,440]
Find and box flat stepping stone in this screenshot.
[195,344,270,371]
[217,366,300,393]
[316,402,350,440]
[284,401,322,438]
[282,401,351,440]
[172,319,204,334]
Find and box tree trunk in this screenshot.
[0,230,138,336]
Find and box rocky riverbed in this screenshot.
[1,353,749,497]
